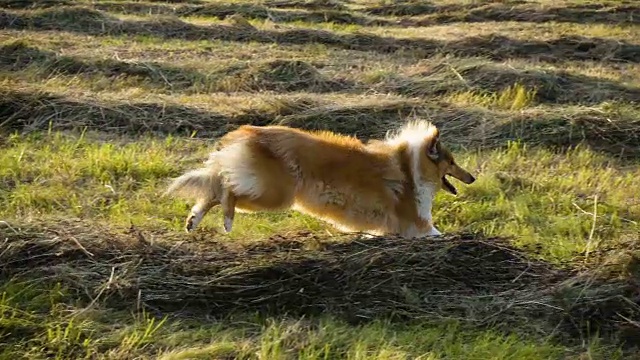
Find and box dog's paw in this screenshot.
[223,216,233,233]
[185,215,195,233]
[427,226,442,236]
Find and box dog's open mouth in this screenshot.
[442,176,457,195]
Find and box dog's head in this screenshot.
[420,126,475,195]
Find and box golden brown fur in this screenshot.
[166,120,475,237]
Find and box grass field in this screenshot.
[1,0,639,358]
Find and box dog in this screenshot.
[165,120,475,238]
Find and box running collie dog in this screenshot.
[166,120,475,237]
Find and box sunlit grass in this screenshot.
[434,141,639,262]
[446,83,538,110]
[1,0,639,358]
[1,132,637,259]
[0,131,328,240]
[1,280,590,360]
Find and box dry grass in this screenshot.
[2,220,638,344]
[2,87,640,159]
[362,1,639,26]
[1,6,639,63]
[1,0,640,358]
[2,39,638,105]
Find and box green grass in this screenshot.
[1,0,639,358]
[3,279,616,360]
[0,131,327,240]
[446,83,538,110]
[2,233,632,360]
[1,132,637,260]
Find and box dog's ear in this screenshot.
[426,127,440,161]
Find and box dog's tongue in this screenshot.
[442,176,457,195]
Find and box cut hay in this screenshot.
[0,41,202,90]
[274,98,420,137]
[0,0,70,9]
[88,1,373,26]
[2,7,638,64]
[448,35,640,64]
[0,42,344,94]
[366,2,640,25]
[2,88,640,158]
[218,60,349,93]
[376,58,640,105]
[265,0,347,11]
[0,89,235,136]
[364,2,445,17]
[1,220,638,343]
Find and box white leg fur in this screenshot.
[220,188,236,234]
[414,182,437,225]
[186,201,212,232]
[427,225,441,236]
[224,216,233,233]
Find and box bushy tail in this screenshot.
[165,167,220,201]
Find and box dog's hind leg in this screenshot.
[185,198,218,233]
[221,188,236,233]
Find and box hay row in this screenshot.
[2,87,639,158]
[4,41,639,105]
[366,2,640,25]
[1,7,639,63]
[3,1,637,26]
[1,221,638,342]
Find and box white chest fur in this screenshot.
[414,181,441,236]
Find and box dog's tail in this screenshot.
[165,166,220,201]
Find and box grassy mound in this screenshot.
[448,35,640,63]
[375,59,640,105]
[0,89,234,135]
[2,220,638,344]
[0,0,70,9]
[221,60,349,93]
[0,41,203,90]
[187,4,371,25]
[494,109,640,158]
[0,88,414,138]
[0,42,346,93]
[178,3,270,19]
[364,2,451,17]
[265,0,347,11]
[453,65,640,105]
[274,98,418,136]
[366,2,640,25]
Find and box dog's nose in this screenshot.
[468,175,476,184]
